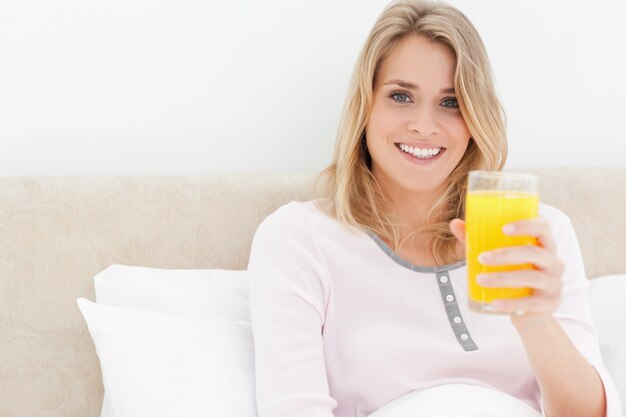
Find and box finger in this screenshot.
[478,245,564,277]
[502,217,557,254]
[449,218,465,244]
[476,270,560,291]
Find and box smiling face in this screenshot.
[366,34,471,201]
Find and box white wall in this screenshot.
[1,0,624,177]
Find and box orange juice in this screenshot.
[466,190,539,312]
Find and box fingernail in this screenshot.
[502,224,516,234]
[476,274,488,284]
[478,252,491,264]
[491,300,504,310]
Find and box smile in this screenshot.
[395,143,446,160]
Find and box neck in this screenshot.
[383,185,447,232]
[378,195,446,264]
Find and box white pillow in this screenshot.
[93,265,249,417]
[94,265,249,321]
[367,384,542,417]
[77,298,256,417]
[588,273,626,411]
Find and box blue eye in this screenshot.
[390,92,412,103]
[441,97,459,108]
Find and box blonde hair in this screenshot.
[319,0,507,265]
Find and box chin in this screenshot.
[399,177,445,196]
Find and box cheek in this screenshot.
[368,102,402,136]
[444,115,471,145]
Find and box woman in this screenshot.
[248,1,620,416]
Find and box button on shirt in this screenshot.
[248,199,621,417]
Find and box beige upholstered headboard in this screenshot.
[1,168,625,417]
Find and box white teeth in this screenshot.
[398,144,442,159]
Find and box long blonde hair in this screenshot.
[319,0,507,265]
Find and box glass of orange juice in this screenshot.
[465,171,539,313]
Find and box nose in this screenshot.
[407,105,440,136]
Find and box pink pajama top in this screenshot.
[247,199,621,417]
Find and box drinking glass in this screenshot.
[465,171,539,313]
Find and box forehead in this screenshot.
[376,35,456,90]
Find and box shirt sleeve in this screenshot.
[247,203,337,417]
[541,205,622,417]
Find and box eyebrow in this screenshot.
[383,79,455,94]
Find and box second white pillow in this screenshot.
[94,265,249,321]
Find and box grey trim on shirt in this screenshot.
[366,230,479,352]
[365,231,465,273]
